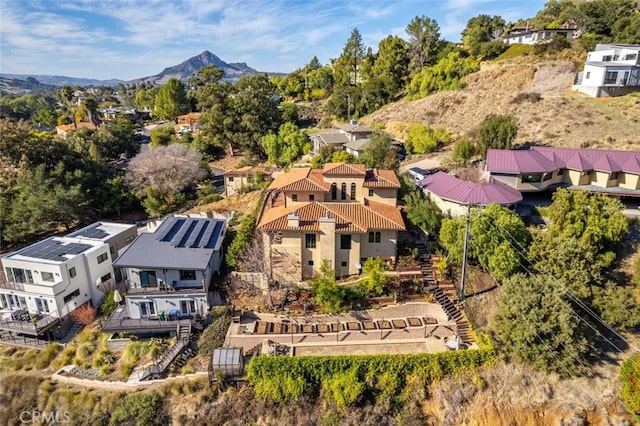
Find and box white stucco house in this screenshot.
[573,44,640,97]
[502,24,578,46]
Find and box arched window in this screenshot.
[350,183,356,200]
[341,183,347,200]
[331,183,337,200]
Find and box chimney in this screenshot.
[287,211,299,228]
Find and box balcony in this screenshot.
[0,309,64,336]
[0,279,64,296]
[0,281,26,291]
[100,306,199,334]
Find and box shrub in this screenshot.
[496,44,534,60]
[71,303,97,325]
[323,369,365,409]
[405,123,451,154]
[476,114,518,159]
[199,307,231,357]
[407,52,479,99]
[621,355,640,416]
[511,92,542,104]
[226,215,256,269]
[150,125,176,146]
[99,291,118,317]
[360,257,388,297]
[109,391,162,426]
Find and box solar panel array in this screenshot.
[156,218,224,249]
[20,239,93,261]
[76,226,109,239]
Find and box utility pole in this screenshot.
[347,94,351,123]
[460,204,472,302]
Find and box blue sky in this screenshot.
[0,0,547,81]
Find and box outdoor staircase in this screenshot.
[139,321,194,380]
[58,322,83,345]
[416,243,474,346]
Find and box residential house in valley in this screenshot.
[309,123,374,154]
[258,163,405,281]
[486,147,640,196]
[573,44,640,97]
[104,215,227,333]
[55,121,98,139]
[420,172,522,217]
[0,222,136,344]
[223,166,273,197]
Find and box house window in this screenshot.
[309,194,315,201]
[625,53,637,61]
[180,300,196,314]
[97,252,108,264]
[341,261,347,267]
[180,270,197,281]
[341,183,347,200]
[63,289,80,303]
[368,189,374,197]
[308,260,314,266]
[542,173,553,182]
[521,173,543,183]
[100,273,112,283]
[557,169,564,176]
[368,231,381,243]
[69,267,77,278]
[292,194,298,201]
[35,298,50,313]
[602,55,612,61]
[228,177,234,182]
[604,71,618,85]
[6,267,33,284]
[139,301,156,317]
[331,183,337,200]
[340,235,351,250]
[585,71,590,79]
[140,271,157,288]
[41,272,55,282]
[610,172,619,180]
[305,234,316,249]
[350,183,356,200]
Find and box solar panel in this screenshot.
[159,218,185,241]
[205,221,224,249]
[197,221,216,249]
[78,226,109,239]
[191,221,210,248]
[170,220,192,247]
[174,220,198,247]
[184,220,206,248]
[21,240,93,261]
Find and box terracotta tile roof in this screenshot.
[267,167,330,192]
[364,169,401,188]
[257,201,405,233]
[323,163,366,176]
[56,122,97,133]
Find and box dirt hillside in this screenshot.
[361,57,640,150]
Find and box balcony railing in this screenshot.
[0,309,64,335]
[0,281,26,291]
[603,78,618,85]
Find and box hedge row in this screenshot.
[246,348,496,405]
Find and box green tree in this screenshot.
[494,274,591,377]
[451,137,475,166]
[134,86,159,111]
[261,122,308,166]
[311,261,345,313]
[109,391,162,426]
[153,78,189,120]
[361,257,388,296]
[150,125,176,146]
[592,282,640,330]
[440,204,530,280]
[60,85,76,129]
[477,114,518,159]
[361,133,392,168]
[462,14,506,57]
[331,150,356,163]
[404,190,444,236]
[93,115,139,160]
[620,355,640,416]
[405,123,451,154]
[334,28,366,87]
[311,145,336,168]
[406,15,441,74]
[372,35,409,97]
[407,52,479,99]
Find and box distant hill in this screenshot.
[0,76,59,95]
[127,50,264,85]
[0,73,123,87]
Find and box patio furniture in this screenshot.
[168,309,179,321]
[158,311,166,321]
[11,309,30,321]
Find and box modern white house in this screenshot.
[0,222,137,344]
[108,215,227,326]
[502,23,578,45]
[573,44,640,97]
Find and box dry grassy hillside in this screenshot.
[361,57,640,150]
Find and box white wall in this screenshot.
[125,293,208,320]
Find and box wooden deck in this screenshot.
[101,307,194,334]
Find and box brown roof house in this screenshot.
[223,166,273,196]
[258,163,405,281]
[55,122,98,139]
